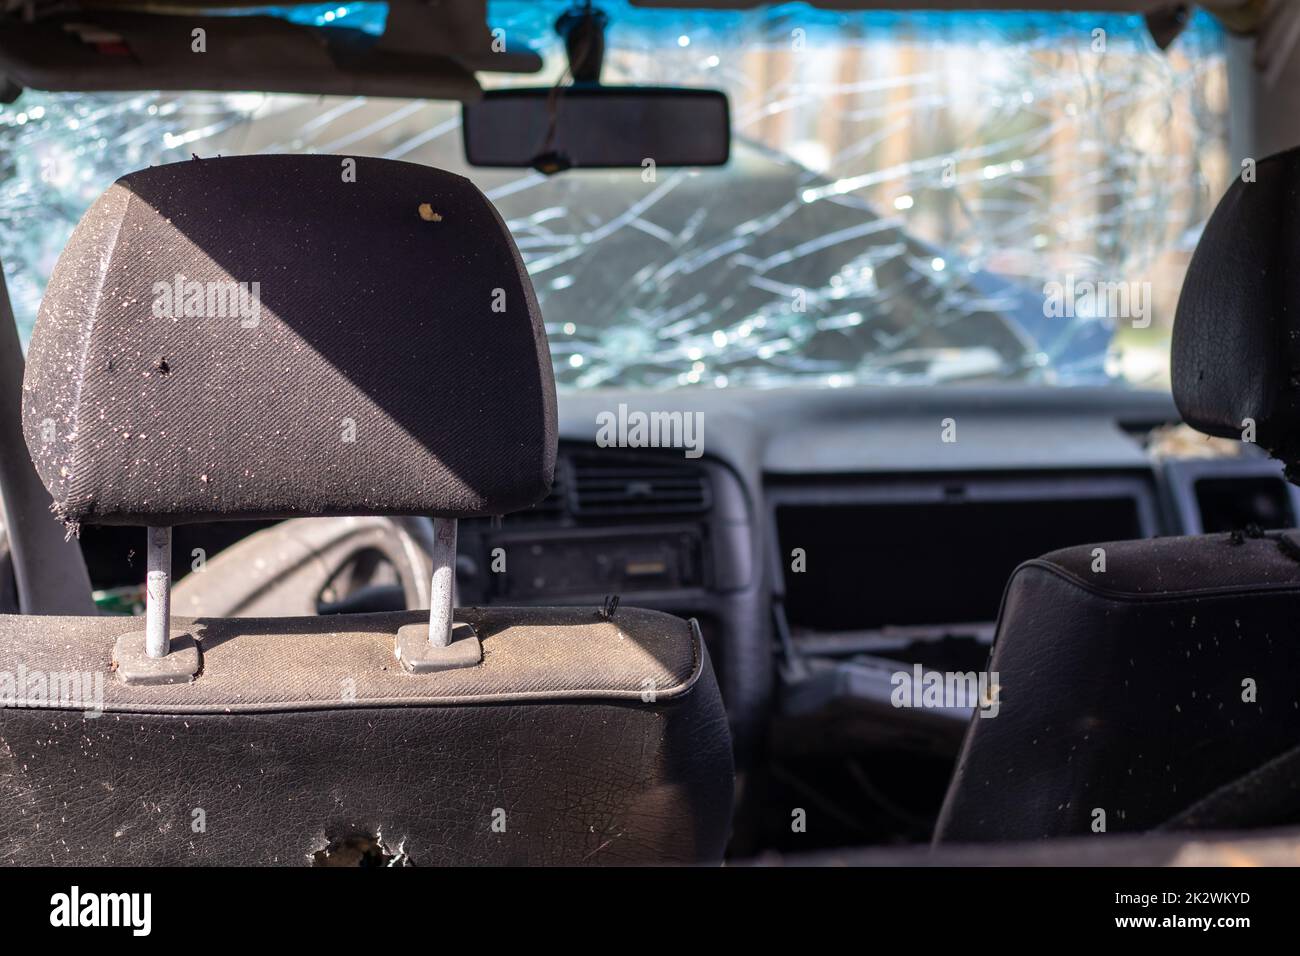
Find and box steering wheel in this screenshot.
[170,516,439,618]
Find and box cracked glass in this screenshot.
[0,1,1230,390]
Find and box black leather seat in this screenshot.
[1,155,734,865]
[936,145,1300,844]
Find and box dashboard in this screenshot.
[541,385,1300,847]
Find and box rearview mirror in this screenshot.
[462,86,730,173]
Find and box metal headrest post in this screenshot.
[395,515,481,672]
[144,526,172,658]
[427,517,457,648]
[111,524,199,685]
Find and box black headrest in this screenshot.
[22,155,556,526]
[1172,146,1300,477]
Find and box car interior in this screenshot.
[2,0,1300,870]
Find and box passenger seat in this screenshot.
[936,145,1300,843]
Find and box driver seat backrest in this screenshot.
[1,155,733,865]
[935,145,1300,844]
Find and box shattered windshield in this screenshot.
[0,2,1228,389]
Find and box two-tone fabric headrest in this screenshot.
[1172,146,1300,478]
[22,155,556,526]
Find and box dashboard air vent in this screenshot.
[570,457,711,517]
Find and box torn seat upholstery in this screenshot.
[3,155,733,865]
[936,144,1300,844]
